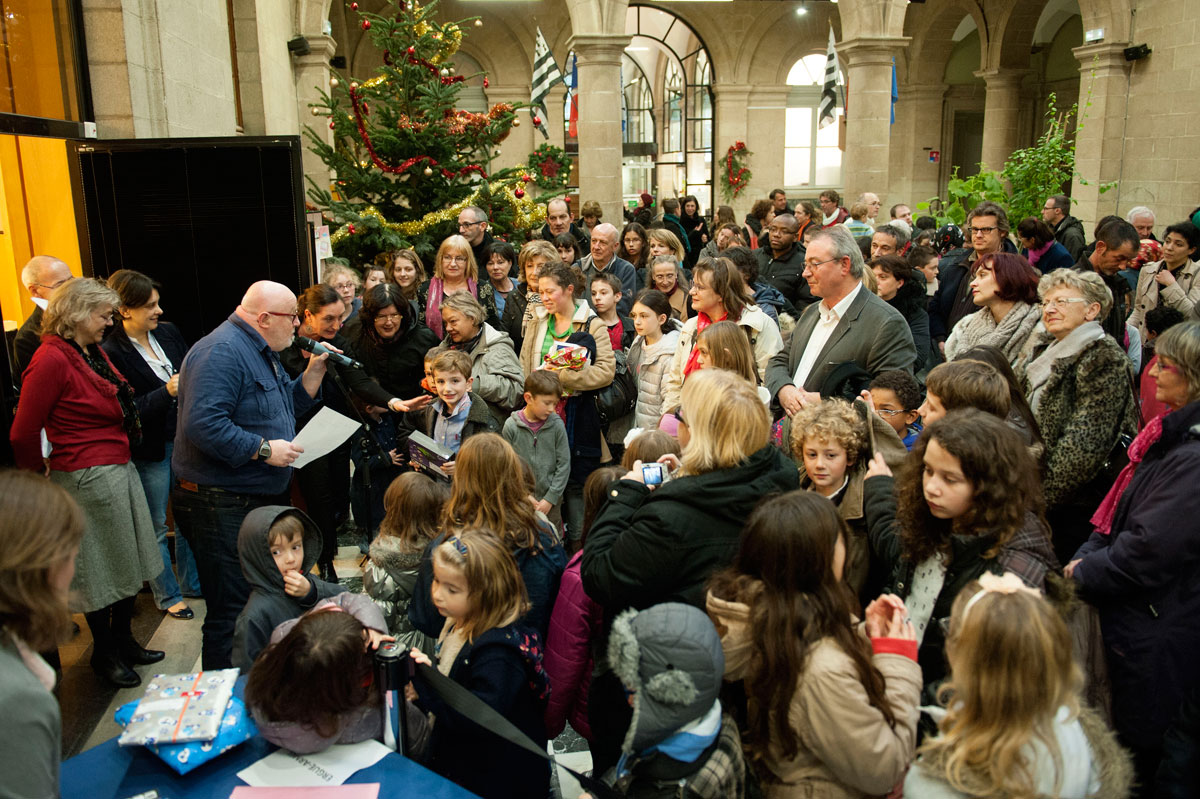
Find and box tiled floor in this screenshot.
[58,539,594,795]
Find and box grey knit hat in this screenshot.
[607,602,724,754]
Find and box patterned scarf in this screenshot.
[56,336,142,447]
[1090,412,1165,535]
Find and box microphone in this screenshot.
[296,336,364,369]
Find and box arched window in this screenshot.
[784,53,844,189]
[623,54,653,145]
[691,50,711,150]
[664,61,682,154]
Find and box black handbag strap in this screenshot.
[413,661,623,799]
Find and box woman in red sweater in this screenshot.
[10,278,165,688]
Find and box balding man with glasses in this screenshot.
[458,205,498,279]
[13,255,74,382]
[171,280,330,669]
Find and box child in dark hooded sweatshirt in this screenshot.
[232,506,345,670]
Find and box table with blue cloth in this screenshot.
[61,679,479,799]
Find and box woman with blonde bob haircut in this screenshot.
[0,471,87,798]
[417,234,498,338]
[906,572,1132,799]
[582,367,799,771]
[407,434,566,641]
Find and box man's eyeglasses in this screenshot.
[264,311,299,323]
[875,407,908,417]
[458,220,485,229]
[33,276,74,291]
[804,257,839,270]
[968,226,998,236]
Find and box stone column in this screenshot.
[712,83,753,217]
[890,82,947,206]
[975,69,1028,171]
[839,37,908,205]
[1070,43,1131,229]
[567,33,630,222]
[485,84,534,172]
[744,86,787,205]
[294,34,337,191]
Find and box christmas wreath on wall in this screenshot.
[526,143,572,191]
[720,141,752,201]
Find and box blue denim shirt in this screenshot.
[173,314,318,494]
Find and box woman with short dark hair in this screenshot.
[350,283,441,403]
[944,252,1043,368]
[102,269,200,620]
[1017,216,1075,272]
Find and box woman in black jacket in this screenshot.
[281,284,430,581]
[679,195,710,271]
[869,255,931,373]
[349,283,441,401]
[102,269,199,620]
[582,368,799,774]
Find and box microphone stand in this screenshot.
[326,362,392,562]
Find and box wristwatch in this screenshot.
[258,438,272,460]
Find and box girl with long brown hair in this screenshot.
[906,573,1132,798]
[406,434,566,641]
[707,490,921,796]
[863,409,1059,691]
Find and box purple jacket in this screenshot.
[543,552,602,740]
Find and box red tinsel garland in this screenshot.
[725,141,750,198]
[347,82,489,180]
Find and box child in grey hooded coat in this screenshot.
[232,506,344,670]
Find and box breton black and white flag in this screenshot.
[818,27,841,129]
[531,28,563,138]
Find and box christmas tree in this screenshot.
[306,0,545,265]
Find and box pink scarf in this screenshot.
[1026,240,1054,267]
[425,277,477,339]
[1090,413,1165,535]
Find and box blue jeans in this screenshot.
[171,482,287,669]
[135,443,201,608]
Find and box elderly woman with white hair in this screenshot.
[1017,268,1139,564]
[431,291,524,425]
[9,278,164,689]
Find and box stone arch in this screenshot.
[296,0,333,36]
[903,0,989,85]
[564,0,627,37]
[834,0,910,41]
[987,0,1048,71]
[1076,0,1133,42]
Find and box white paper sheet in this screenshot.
[290,406,361,469]
[235,740,391,787]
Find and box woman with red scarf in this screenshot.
[10,278,165,689]
[659,257,782,416]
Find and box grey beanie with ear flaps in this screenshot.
[607,602,724,754]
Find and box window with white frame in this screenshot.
[664,61,682,154]
[784,54,844,188]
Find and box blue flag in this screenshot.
[890,58,898,125]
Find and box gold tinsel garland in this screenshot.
[329,183,546,246]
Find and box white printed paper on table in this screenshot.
[236,740,392,787]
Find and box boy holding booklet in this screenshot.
[405,349,500,477]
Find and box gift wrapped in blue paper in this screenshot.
[113,696,258,774]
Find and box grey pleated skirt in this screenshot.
[50,461,163,613]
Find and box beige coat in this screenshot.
[706,592,921,799]
[1127,258,1200,341]
[660,304,783,413]
[518,299,616,393]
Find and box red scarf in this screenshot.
[683,311,727,377]
[1090,412,1165,535]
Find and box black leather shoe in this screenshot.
[91,652,140,688]
[118,641,166,666]
[319,562,339,584]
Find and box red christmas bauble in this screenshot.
[348,223,356,234]
[523,174,533,182]
[350,1,358,9]
[361,19,370,30]
[407,46,416,55]
[329,119,335,129]
[483,78,489,88]
[531,115,542,126]
[362,102,369,115]
[514,188,525,199]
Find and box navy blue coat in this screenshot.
[101,322,188,462]
[1073,400,1200,746]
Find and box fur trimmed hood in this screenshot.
[367,533,424,574]
[607,603,724,754]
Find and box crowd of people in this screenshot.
[4,190,1200,799]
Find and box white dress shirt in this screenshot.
[792,281,863,388]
